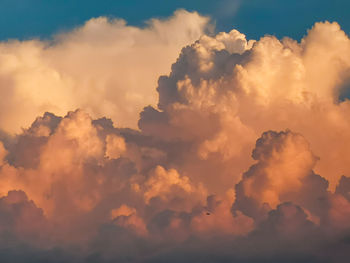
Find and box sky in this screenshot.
[1,1,350,263]
[1,0,349,40]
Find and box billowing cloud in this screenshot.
[0,11,350,263]
[0,10,210,133]
[140,20,350,191]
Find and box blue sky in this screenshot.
[0,0,349,41]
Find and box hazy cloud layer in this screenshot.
[0,12,350,263]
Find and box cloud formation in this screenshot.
[0,12,350,263]
[0,10,210,133]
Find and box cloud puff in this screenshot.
[0,10,210,134]
[143,166,206,208]
[234,130,318,219]
[140,20,350,191]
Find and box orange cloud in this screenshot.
[0,17,350,263]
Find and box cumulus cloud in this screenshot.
[234,130,318,218]
[140,20,350,191]
[0,10,210,133]
[0,110,347,262]
[1,11,350,263]
[0,190,48,241]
